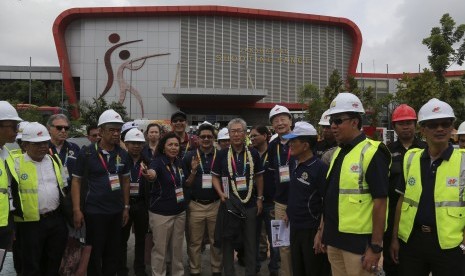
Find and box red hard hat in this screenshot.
[392,104,417,122]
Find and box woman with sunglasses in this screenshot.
[147,132,186,276]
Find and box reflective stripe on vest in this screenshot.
[14,154,63,222]
[0,148,20,227]
[327,138,382,234]
[398,148,465,249]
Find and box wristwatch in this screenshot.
[460,244,465,251]
[256,196,264,201]
[369,243,383,253]
[124,205,130,210]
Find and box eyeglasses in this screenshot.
[329,117,352,126]
[0,123,19,130]
[424,120,453,129]
[230,129,245,134]
[199,135,214,140]
[52,125,70,131]
[172,119,186,123]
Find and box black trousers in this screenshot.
[85,212,122,276]
[0,214,14,249]
[17,214,68,276]
[383,229,399,276]
[118,201,148,276]
[290,227,331,276]
[399,228,465,276]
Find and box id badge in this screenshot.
[109,174,121,191]
[130,182,139,196]
[202,174,213,189]
[222,177,230,198]
[279,166,290,183]
[62,166,69,187]
[175,188,184,203]
[236,176,247,191]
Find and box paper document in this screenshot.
[271,219,290,247]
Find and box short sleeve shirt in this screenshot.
[49,140,80,185]
[268,138,294,204]
[183,148,220,201]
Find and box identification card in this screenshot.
[175,188,184,203]
[109,174,121,191]
[130,182,139,196]
[279,166,290,183]
[62,166,69,187]
[202,174,213,189]
[222,177,229,198]
[236,176,247,191]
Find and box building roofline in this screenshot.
[355,70,464,79]
[0,65,61,73]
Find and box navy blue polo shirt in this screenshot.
[183,148,220,201]
[323,133,390,255]
[149,154,186,216]
[49,140,80,185]
[212,146,264,208]
[314,139,338,159]
[73,143,130,215]
[142,144,157,162]
[268,138,294,204]
[127,156,148,201]
[261,149,276,204]
[287,156,328,230]
[396,144,454,227]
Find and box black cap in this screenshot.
[171,110,187,122]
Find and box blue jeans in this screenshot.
[256,202,280,273]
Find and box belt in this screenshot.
[415,224,436,233]
[192,198,218,205]
[40,209,60,219]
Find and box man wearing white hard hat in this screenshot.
[118,128,150,276]
[282,122,331,275]
[390,98,465,275]
[320,92,391,275]
[13,122,68,275]
[267,104,294,275]
[457,121,465,149]
[0,101,22,272]
[314,109,337,159]
[217,127,230,150]
[71,109,131,275]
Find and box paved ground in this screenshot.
[0,234,272,275]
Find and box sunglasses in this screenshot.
[199,135,214,140]
[53,125,70,131]
[424,120,453,129]
[329,117,352,126]
[172,119,186,123]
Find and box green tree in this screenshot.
[395,69,441,112]
[422,13,465,82]
[79,97,130,127]
[323,69,344,107]
[298,83,324,126]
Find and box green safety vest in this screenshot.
[398,148,465,249]
[14,154,64,222]
[327,138,385,234]
[0,147,20,227]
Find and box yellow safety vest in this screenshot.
[327,138,384,234]
[0,148,20,227]
[398,148,465,249]
[14,154,64,222]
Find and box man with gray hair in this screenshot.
[47,114,80,187]
[212,118,264,276]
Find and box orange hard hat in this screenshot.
[392,104,417,122]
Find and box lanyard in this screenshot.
[230,148,247,176]
[49,147,68,166]
[196,148,216,174]
[277,143,291,166]
[184,140,190,156]
[130,162,143,182]
[166,163,182,188]
[95,143,120,174]
[262,152,268,167]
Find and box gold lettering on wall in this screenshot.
[214,47,309,64]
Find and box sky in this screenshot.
[1,0,464,74]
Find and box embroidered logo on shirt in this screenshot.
[301,172,308,180]
[68,150,74,156]
[21,173,28,180]
[446,177,459,187]
[350,164,360,173]
[407,176,416,186]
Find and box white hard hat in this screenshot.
[327,92,365,115]
[457,121,465,135]
[269,105,291,122]
[318,110,331,126]
[199,121,212,126]
[98,109,124,127]
[0,101,22,121]
[418,98,455,124]
[16,121,30,140]
[124,128,146,142]
[283,121,317,139]
[217,127,230,140]
[22,122,51,142]
[122,121,138,133]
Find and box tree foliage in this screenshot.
[422,13,465,82]
[298,83,324,126]
[79,97,130,127]
[0,80,66,107]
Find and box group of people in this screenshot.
[1,90,465,276]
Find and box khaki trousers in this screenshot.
[327,246,373,276]
[149,211,186,276]
[187,200,222,274]
[274,201,292,276]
